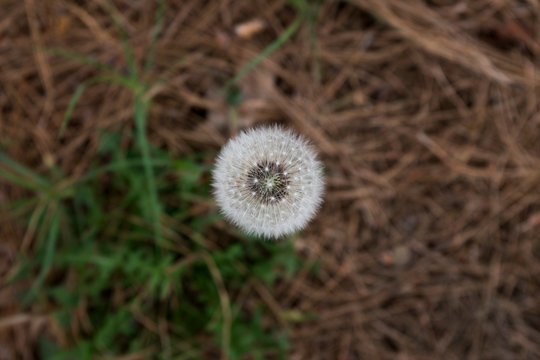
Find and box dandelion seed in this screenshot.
[212,125,325,239]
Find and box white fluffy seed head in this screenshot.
[212,126,325,239]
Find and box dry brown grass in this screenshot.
[1,0,540,359]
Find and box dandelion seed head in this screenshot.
[212,125,325,239]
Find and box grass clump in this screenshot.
[3,125,301,360]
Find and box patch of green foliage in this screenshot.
[3,129,302,359]
[0,0,321,358]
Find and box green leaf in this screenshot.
[144,0,168,72]
[40,47,117,73]
[223,14,305,90]
[103,0,139,80]
[23,205,61,304]
[58,83,87,138]
[0,152,50,190]
[133,94,161,242]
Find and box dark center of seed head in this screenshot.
[247,161,290,203]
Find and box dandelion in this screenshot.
[213,126,324,239]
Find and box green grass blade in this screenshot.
[223,14,304,90]
[4,197,41,219]
[23,205,60,304]
[58,83,87,138]
[0,152,50,189]
[307,1,322,84]
[146,55,186,98]
[144,0,168,73]
[104,0,139,80]
[77,158,172,183]
[133,93,161,241]
[285,0,308,11]
[58,75,137,139]
[0,168,44,191]
[0,152,48,184]
[41,47,117,73]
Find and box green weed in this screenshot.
[3,128,302,359]
[223,0,323,94]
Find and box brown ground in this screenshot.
[2,0,540,359]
